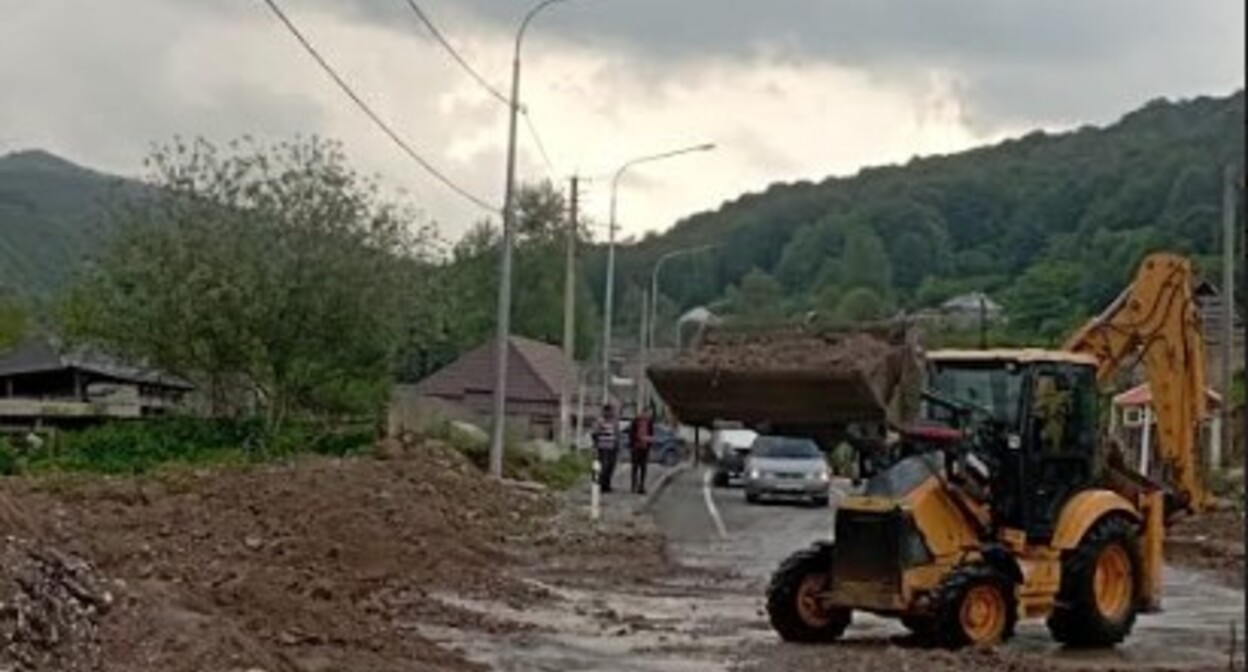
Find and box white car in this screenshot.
[711,427,758,486]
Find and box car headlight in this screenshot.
[748,468,761,480]
[815,469,830,482]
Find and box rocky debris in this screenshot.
[0,537,112,672]
[681,322,911,372]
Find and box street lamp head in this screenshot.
[695,143,717,152]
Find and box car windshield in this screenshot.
[751,436,821,459]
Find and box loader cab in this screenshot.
[925,350,1101,540]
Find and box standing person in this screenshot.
[629,406,656,494]
[592,404,621,493]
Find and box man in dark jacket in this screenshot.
[592,404,621,492]
[629,406,655,494]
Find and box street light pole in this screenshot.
[600,142,716,405]
[639,244,717,410]
[490,0,576,478]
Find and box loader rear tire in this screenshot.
[766,544,851,643]
[1047,516,1140,648]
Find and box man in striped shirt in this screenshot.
[592,404,621,493]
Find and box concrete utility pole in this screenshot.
[1218,164,1239,471]
[489,0,578,478]
[559,175,580,451]
[600,143,716,405]
[636,291,648,411]
[640,244,717,411]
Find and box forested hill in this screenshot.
[593,90,1245,342]
[0,150,141,300]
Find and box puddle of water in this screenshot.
[415,582,773,672]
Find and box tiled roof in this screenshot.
[416,336,574,404]
[0,337,195,390]
[1112,382,1222,408]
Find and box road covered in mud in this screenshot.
[437,466,1244,672]
[660,469,1245,671]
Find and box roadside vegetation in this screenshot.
[419,421,591,490]
[0,417,373,476]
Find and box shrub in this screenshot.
[0,438,16,476]
[22,417,373,475]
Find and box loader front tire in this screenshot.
[766,544,851,643]
[933,564,1017,648]
[1047,515,1140,648]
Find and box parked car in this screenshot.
[711,427,758,486]
[648,424,687,466]
[617,423,688,466]
[743,435,830,506]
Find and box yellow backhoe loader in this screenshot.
[649,252,1207,648]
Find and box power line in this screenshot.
[397,0,558,179]
[258,0,498,212]
[523,110,557,176]
[399,0,509,106]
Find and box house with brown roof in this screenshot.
[389,336,587,442]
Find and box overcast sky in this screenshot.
[1,1,1242,241]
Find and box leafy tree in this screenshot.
[1002,261,1084,342]
[0,292,26,349]
[835,287,888,323]
[841,226,892,295]
[727,268,784,321]
[425,182,598,373]
[61,137,420,429]
[775,216,842,290]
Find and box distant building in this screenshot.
[1109,382,1223,477]
[0,337,194,432]
[938,292,1004,330]
[1193,278,1245,386]
[389,336,590,442]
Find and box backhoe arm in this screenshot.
[1063,253,1209,512]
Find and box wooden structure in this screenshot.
[0,337,193,432]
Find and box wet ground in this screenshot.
[422,465,1245,671]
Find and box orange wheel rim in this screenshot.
[960,584,1006,645]
[796,573,831,627]
[1093,544,1133,621]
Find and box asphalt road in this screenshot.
[420,465,1242,671]
[652,466,1245,668]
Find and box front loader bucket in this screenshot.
[648,367,890,427]
[648,322,922,436]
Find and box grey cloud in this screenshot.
[0,0,327,173]
[317,0,1243,131]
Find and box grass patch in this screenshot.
[8,417,375,476]
[526,452,592,490]
[425,421,591,490]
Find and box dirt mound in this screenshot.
[1,439,556,672]
[649,322,922,432]
[0,537,112,671]
[686,322,908,371]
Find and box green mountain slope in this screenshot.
[0,150,140,300]
[592,91,1245,341]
